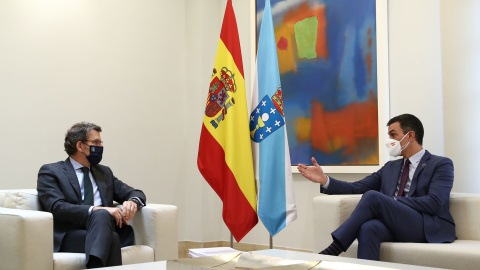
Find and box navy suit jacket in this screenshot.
[37,158,146,251]
[323,150,455,243]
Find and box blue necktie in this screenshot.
[81,167,94,205]
[397,159,411,197]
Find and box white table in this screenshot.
[254,249,449,270]
[104,249,449,270]
[103,261,167,270]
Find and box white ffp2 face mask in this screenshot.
[385,132,410,157]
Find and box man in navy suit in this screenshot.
[298,114,455,260]
[37,122,146,268]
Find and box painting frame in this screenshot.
[250,0,390,174]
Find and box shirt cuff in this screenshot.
[322,176,330,189]
[128,197,145,208]
[88,206,94,215]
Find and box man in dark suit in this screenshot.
[298,114,455,260]
[37,122,146,268]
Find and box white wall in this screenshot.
[0,0,189,233]
[441,0,480,193]
[388,0,445,155]
[0,0,477,252]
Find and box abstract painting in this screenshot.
[256,0,380,166]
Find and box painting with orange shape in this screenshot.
[257,0,378,166]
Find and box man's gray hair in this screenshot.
[64,122,102,155]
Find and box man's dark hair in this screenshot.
[387,114,424,145]
[64,122,102,155]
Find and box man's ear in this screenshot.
[409,131,416,142]
[76,141,83,153]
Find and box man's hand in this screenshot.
[121,200,138,223]
[92,202,137,228]
[297,157,328,185]
[93,206,125,228]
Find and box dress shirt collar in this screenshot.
[407,148,426,166]
[69,157,89,171]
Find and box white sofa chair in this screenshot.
[313,192,480,270]
[0,189,178,270]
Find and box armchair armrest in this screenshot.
[0,207,53,270]
[449,193,480,240]
[312,194,361,253]
[130,204,178,261]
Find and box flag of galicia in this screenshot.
[250,95,285,143]
[250,0,297,237]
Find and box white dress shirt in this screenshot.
[69,157,103,213]
[395,148,426,196]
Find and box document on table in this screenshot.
[188,247,241,258]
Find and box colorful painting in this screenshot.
[256,0,379,166]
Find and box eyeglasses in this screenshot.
[83,140,103,146]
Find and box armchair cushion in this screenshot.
[52,246,154,270]
[0,189,41,210]
[52,253,84,270]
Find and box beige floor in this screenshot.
[178,241,312,258]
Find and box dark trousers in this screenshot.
[58,209,134,268]
[332,190,427,260]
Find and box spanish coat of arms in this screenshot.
[205,67,237,129]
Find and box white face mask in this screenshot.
[385,132,410,157]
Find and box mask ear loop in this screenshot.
[80,142,92,157]
[400,132,411,151]
[399,132,410,143]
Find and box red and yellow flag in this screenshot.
[197,0,257,242]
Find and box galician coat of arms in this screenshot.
[250,87,285,142]
[205,67,237,129]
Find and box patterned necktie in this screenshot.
[397,159,411,197]
[81,167,94,205]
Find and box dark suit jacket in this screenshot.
[323,150,455,243]
[37,158,146,251]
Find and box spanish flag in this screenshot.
[197,0,258,242]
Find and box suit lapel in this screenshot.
[64,158,82,202]
[91,165,108,206]
[408,150,431,196]
[388,159,404,196]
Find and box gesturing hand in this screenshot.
[297,157,328,185]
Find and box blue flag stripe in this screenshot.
[253,0,297,236]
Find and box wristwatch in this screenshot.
[128,197,143,208]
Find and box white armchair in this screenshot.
[312,192,480,270]
[0,189,178,270]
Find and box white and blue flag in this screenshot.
[250,0,297,236]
